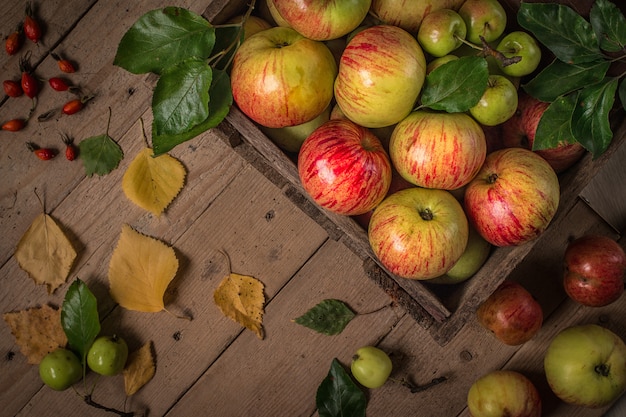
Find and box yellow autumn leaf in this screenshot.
[214,273,265,339]
[108,224,178,312]
[15,213,77,294]
[3,304,68,364]
[123,341,156,396]
[122,147,186,216]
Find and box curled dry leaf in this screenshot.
[15,213,77,294]
[214,272,265,340]
[123,341,156,396]
[108,224,179,312]
[122,147,186,216]
[3,305,68,364]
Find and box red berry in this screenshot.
[19,57,39,99]
[23,3,42,43]
[61,134,77,161]
[3,80,23,97]
[62,99,83,115]
[2,119,26,132]
[26,142,56,160]
[49,77,70,92]
[51,53,76,73]
[5,30,23,55]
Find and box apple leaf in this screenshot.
[533,92,578,151]
[589,0,626,53]
[517,2,604,64]
[152,58,212,137]
[61,278,101,363]
[114,7,215,75]
[619,79,626,111]
[571,77,618,158]
[419,56,488,113]
[522,59,610,102]
[317,359,366,417]
[153,69,232,155]
[79,133,124,177]
[292,299,355,336]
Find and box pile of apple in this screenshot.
[230,0,585,284]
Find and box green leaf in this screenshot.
[153,69,232,155]
[152,58,212,137]
[571,78,619,158]
[114,7,215,75]
[79,134,124,176]
[590,0,626,52]
[522,59,610,102]
[533,92,578,151]
[61,278,100,363]
[317,359,366,417]
[293,299,355,336]
[619,78,626,111]
[420,56,489,112]
[212,25,244,72]
[518,3,604,64]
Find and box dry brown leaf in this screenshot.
[108,224,178,312]
[214,273,265,339]
[122,147,186,216]
[123,341,156,396]
[3,305,68,364]
[15,213,77,294]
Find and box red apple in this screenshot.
[368,187,469,280]
[273,0,371,41]
[464,147,560,247]
[230,26,337,128]
[334,25,427,128]
[563,235,626,307]
[476,280,543,345]
[467,370,542,417]
[298,119,392,216]
[389,110,487,190]
[501,92,586,173]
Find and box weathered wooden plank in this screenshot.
[166,239,404,417]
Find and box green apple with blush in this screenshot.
[417,9,467,57]
[469,74,518,126]
[496,31,542,77]
[458,0,507,44]
[426,54,459,74]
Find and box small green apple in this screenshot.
[350,346,392,389]
[426,54,459,74]
[428,225,491,284]
[261,106,331,154]
[496,31,542,77]
[469,74,518,126]
[458,0,507,44]
[417,9,467,58]
[87,335,129,376]
[39,348,83,391]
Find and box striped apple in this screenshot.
[464,148,560,247]
[334,24,426,128]
[298,119,392,216]
[368,187,469,280]
[389,110,487,190]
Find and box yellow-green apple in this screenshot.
[469,74,518,126]
[464,147,560,247]
[370,0,465,35]
[426,54,459,74]
[273,0,371,41]
[227,15,273,40]
[458,0,507,44]
[544,324,626,408]
[501,92,586,173]
[334,24,427,128]
[428,225,491,285]
[389,110,487,190]
[230,27,337,128]
[261,105,331,154]
[476,280,543,345]
[350,346,393,389]
[563,235,625,307]
[298,119,392,215]
[467,370,542,417]
[368,187,469,280]
[417,9,467,57]
[496,31,542,77]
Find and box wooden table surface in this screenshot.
[1,1,625,416]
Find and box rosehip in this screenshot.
[48,77,70,92]
[5,30,23,55]
[19,57,39,99]
[62,99,83,115]
[3,80,23,97]
[51,53,76,73]
[2,119,26,132]
[23,3,42,43]
[26,142,56,160]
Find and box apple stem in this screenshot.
[83,394,138,416]
[595,363,611,377]
[479,36,522,68]
[419,208,434,221]
[487,173,499,184]
[396,376,448,393]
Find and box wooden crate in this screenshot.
[203,0,626,345]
